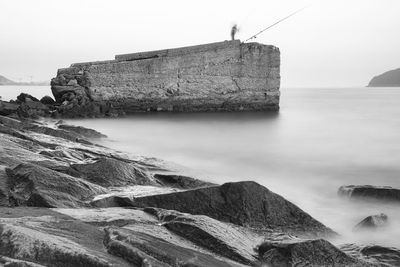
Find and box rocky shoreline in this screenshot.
[1,108,399,266]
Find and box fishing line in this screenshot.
[244,5,310,42]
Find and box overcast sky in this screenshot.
[0,0,399,87]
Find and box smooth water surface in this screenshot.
[65,87,400,246]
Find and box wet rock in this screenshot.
[90,185,182,208]
[16,93,40,103]
[258,239,373,267]
[0,115,24,129]
[104,226,244,267]
[0,256,45,267]
[361,245,400,267]
[71,158,157,187]
[17,101,49,118]
[39,95,55,105]
[0,166,10,206]
[354,213,389,231]
[154,173,216,189]
[57,124,107,138]
[24,124,91,144]
[39,148,87,163]
[0,207,130,267]
[339,185,400,202]
[6,163,107,208]
[131,181,336,238]
[0,101,19,116]
[145,207,260,265]
[55,207,158,227]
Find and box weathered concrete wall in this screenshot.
[51,40,280,116]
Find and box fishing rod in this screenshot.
[244,5,309,42]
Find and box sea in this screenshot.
[1,85,400,247]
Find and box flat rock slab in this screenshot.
[339,185,400,202]
[259,239,376,267]
[104,226,245,267]
[54,207,158,227]
[91,185,182,207]
[146,207,262,265]
[6,163,107,208]
[0,207,130,267]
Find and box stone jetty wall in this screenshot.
[51,40,280,116]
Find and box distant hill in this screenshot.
[368,68,400,87]
[0,75,17,85]
[0,75,49,86]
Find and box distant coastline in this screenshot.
[0,75,49,86]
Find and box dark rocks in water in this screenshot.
[339,185,400,202]
[1,96,51,119]
[103,226,243,267]
[16,93,40,103]
[131,181,336,238]
[5,163,106,208]
[17,101,49,118]
[57,124,107,138]
[354,213,389,231]
[154,173,216,189]
[40,95,55,105]
[368,68,400,87]
[258,239,372,267]
[0,101,19,116]
[71,158,157,187]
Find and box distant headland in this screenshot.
[0,75,49,86]
[368,68,400,87]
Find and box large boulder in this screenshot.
[339,185,400,202]
[71,158,157,187]
[6,163,107,208]
[40,95,55,105]
[130,181,336,238]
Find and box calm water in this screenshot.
[67,87,400,247]
[3,85,400,246]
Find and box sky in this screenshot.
[0,0,399,87]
